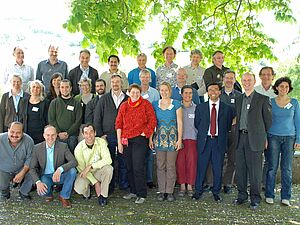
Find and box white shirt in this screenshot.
[254,84,277,98]
[111,91,125,108]
[208,99,220,136]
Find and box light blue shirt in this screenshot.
[80,65,90,80]
[44,143,64,175]
[128,67,156,88]
[9,90,24,113]
[171,86,200,105]
[141,86,160,103]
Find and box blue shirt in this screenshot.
[268,98,300,143]
[9,90,24,113]
[141,87,160,103]
[44,143,64,175]
[171,86,200,105]
[128,67,156,88]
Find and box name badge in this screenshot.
[143,93,149,99]
[32,107,39,112]
[167,104,174,110]
[285,103,293,109]
[188,114,195,119]
[246,104,250,110]
[67,105,74,111]
[230,99,235,104]
[166,73,173,78]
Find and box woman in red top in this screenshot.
[116,84,156,204]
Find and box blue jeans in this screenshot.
[265,134,295,200]
[145,147,154,183]
[40,168,77,199]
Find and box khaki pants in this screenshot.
[156,151,178,194]
[74,165,113,198]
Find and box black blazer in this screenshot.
[67,65,99,96]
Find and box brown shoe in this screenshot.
[59,195,71,208]
[45,196,53,203]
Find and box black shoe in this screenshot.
[203,185,211,192]
[19,191,31,200]
[147,182,156,189]
[233,198,248,205]
[249,202,260,210]
[53,184,62,192]
[223,186,232,194]
[213,194,222,202]
[192,192,203,201]
[0,193,10,202]
[98,195,108,206]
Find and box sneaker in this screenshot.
[157,193,165,201]
[123,193,137,200]
[135,197,145,204]
[178,190,185,197]
[167,193,175,202]
[265,198,274,204]
[281,199,290,206]
[19,191,32,200]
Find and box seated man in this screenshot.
[0,122,34,201]
[30,125,77,208]
[74,123,113,207]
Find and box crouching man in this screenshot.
[30,125,77,208]
[74,123,113,206]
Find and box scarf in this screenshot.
[128,96,143,108]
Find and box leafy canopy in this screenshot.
[64,0,296,73]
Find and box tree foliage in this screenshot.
[64,0,296,73]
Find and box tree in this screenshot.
[63,0,296,73]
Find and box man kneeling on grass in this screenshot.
[74,123,113,206]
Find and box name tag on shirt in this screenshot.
[32,107,39,112]
[143,94,149,99]
[188,114,195,119]
[246,104,250,110]
[67,105,74,111]
[285,103,293,109]
[166,73,173,78]
[230,99,235,104]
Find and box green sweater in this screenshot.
[48,96,82,136]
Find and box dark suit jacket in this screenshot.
[29,141,78,183]
[235,91,272,151]
[67,65,99,96]
[194,100,234,153]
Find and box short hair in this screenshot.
[272,76,293,95]
[28,80,46,101]
[108,55,120,63]
[96,78,106,87]
[190,49,203,58]
[212,50,224,57]
[43,125,57,133]
[78,77,92,88]
[137,53,147,59]
[8,121,23,129]
[224,70,236,77]
[60,79,72,87]
[259,66,275,76]
[128,84,142,93]
[81,123,96,133]
[111,74,122,80]
[160,82,172,96]
[48,44,59,51]
[242,72,256,81]
[177,67,187,76]
[206,82,222,92]
[49,72,63,97]
[162,46,176,55]
[139,69,151,78]
[80,49,91,56]
[10,74,22,83]
[181,85,193,94]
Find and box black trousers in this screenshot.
[124,136,148,198]
[236,133,263,203]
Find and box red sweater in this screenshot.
[115,99,157,139]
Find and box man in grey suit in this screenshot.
[30,125,78,208]
[234,72,272,210]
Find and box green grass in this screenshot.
[1,186,300,224]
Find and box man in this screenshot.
[29,125,77,208]
[171,68,200,105]
[100,55,129,92]
[74,123,113,206]
[234,72,272,210]
[94,75,129,193]
[48,79,82,153]
[139,69,159,188]
[220,70,242,194]
[192,83,234,202]
[0,122,34,201]
[184,49,206,103]
[85,79,106,123]
[68,49,99,96]
[203,51,242,92]
[36,44,68,92]
[128,53,156,88]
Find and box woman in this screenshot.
[46,72,63,101]
[116,84,156,204]
[265,77,300,206]
[151,82,183,201]
[156,46,178,88]
[176,85,198,197]
[24,80,49,144]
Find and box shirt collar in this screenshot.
[9,89,23,98]
[46,143,55,150]
[209,99,220,107]
[80,65,89,72]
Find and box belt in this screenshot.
[207,135,218,139]
[240,129,248,134]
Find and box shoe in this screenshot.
[213,194,222,202]
[223,186,232,194]
[192,192,203,201]
[157,193,165,201]
[233,198,248,205]
[0,193,10,202]
[19,191,32,200]
[123,193,137,200]
[281,199,290,206]
[59,196,72,208]
[203,185,211,192]
[98,195,108,206]
[178,190,185,197]
[187,190,194,197]
[167,194,175,202]
[45,196,53,203]
[83,194,91,200]
[53,184,62,192]
[135,197,145,204]
[249,202,260,210]
[147,182,156,189]
[265,198,274,204]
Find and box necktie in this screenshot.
[210,103,216,136]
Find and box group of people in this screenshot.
[0,45,299,211]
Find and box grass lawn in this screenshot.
[0,185,299,224]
